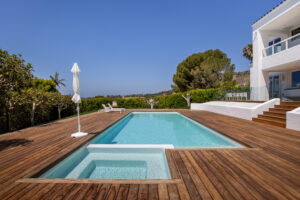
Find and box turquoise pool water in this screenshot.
[41,147,171,179]
[91,112,243,148]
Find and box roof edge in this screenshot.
[252,0,287,26]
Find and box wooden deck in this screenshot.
[0,110,299,200]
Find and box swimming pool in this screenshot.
[90,112,243,148]
[40,112,243,179]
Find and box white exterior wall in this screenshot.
[286,107,300,131]
[251,30,269,100]
[191,99,280,120]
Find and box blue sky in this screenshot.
[0,0,282,97]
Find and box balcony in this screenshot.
[263,33,300,57]
[261,33,300,71]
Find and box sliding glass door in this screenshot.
[269,75,280,99]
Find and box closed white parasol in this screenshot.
[71,62,88,138]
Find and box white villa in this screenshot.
[191,0,300,131]
[251,0,300,101]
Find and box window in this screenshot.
[268,37,281,55]
[292,71,300,88]
[291,27,300,36]
[291,27,300,44]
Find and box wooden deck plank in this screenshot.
[196,151,244,200]
[211,151,265,200]
[148,184,159,200]
[137,184,148,200]
[221,151,292,199]
[179,151,212,200]
[172,151,200,199]
[165,150,181,179]
[189,150,234,199]
[116,184,130,200]
[19,183,50,200]
[95,184,111,200]
[0,110,299,199]
[167,184,180,200]
[83,184,102,200]
[231,151,300,199]
[184,151,222,200]
[127,184,139,200]
[105,184,120,200]
[202,151,255,200]
[157,184,169,200]
[213,151,277,200]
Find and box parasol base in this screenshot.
[71,132,88,138]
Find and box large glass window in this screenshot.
[292,71,300,88]
[267,38,281,55]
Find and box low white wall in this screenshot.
[191,98,280,120]
[287,107,300,131]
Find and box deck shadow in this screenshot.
[0,138,33,151]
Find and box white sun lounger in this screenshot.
[108,103,125,113]
[102,104,111,112]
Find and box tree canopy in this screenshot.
[172,49,235,92]
[33,78,57,92]
[0,48,72,133]
[0,49,34,131]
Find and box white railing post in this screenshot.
[272,45,274,55]
[286,39,288,49]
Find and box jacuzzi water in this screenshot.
[90,112,243,148]
[40,112,242,179]
[41,146,171,179]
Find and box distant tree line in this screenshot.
[103,90,173,99]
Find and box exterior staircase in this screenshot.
[252,101,300,128]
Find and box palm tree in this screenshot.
[50,72,66,89]
[242,44,253,62]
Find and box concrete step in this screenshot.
[252,118,286,128]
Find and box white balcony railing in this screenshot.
[263,33,300,57]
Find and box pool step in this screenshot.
[252,101,299,128]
